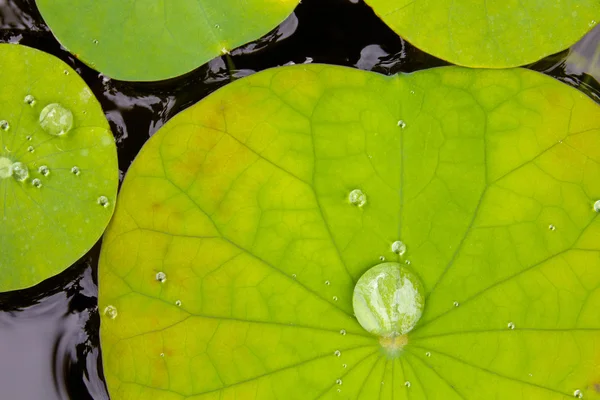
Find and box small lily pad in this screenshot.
[0,44,118,292]
[365,0,600,67]
[100,65,600,398]
[36,0,301,81]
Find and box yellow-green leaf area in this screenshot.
[99,64,600,399]
[35,0,300,82]
[364,0,600,68]
[0,44,118,291]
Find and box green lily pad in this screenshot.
[0,44,118,292]
[365,0,600,68]
[35,0,300,82]
[99,64,600,399]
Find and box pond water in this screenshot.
[0,0,599,398]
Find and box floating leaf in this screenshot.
[36,0,300,81]
[364,0,600,68]
[100,65,600,399]
[0,44,118,291]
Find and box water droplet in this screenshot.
[397,120,406,128]
[215,24,220,29]
[93,39,99,44]
[38,165,49,176]
[97,196,109,208]
[453,301,459,307]
[24,95,36,106]
[348,189,367,207]
[335,379,343,385]
[71,166,80,176]
[31,178,42,188]
[340,329,346,335]
[175,300,182,306]
[593,200,600,212]
[426,351,431,357]
[156,271,167,283]
[404,381,411,388]
[549,224,556,231]
[160,353,165,357]
[334,350,341,357]
[0,120,9,131]
[220,47,230,55]
[337,388,341,393]
[342,363,347,368]
[574,389,583,398]
[39,103,74,136]
[26,135,32,141]
[405,260,411,265]
[104,305,118,319]
[507,322,515,330]
[590,20,597,27]
[333,296,338,301]
[291,273,297,279]
[391,240,407,256]
[63,70,69,75]
[379,256,385,261]
[27,146,34,153]
[353,262,425,337]
[11,162,28,181]
[325,280,331,286]
[410,90,415,95]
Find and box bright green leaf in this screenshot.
[35,0,300,82]
[0,44,118,291]
[364,0,600,68]
[99,64,600,399]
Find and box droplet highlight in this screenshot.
[39,103,74,136]
[156,272,167,283]
[348,189,367,207]
[391,240,407,256]
[97,196,110,208]
[104,305,118,319]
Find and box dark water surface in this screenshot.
[0,0,599,398]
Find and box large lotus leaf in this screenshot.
[35,0,300,82]
[99,64,600,399]
[364,0,600,68]
[0,44,118,291]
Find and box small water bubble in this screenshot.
[71,166,80,176]
[549,224,556,231]
[156,271,167,283]
[334,350,341,357]
[32,178,42,188]
[335,379,343,385]
[391,240,407,256]
[97,196,110,207]
[342,363,347,368]
[453,301,459,307]
[11,162,28,181]
[404,381,411,388]
[507,322,515,330]
[24,95,36,106]
[574,389,583,398]
[325,280,331,286]
[104,305,118,319]
[593,200,600,213]
[333,296,338,301]
[27,146,34,153]
[340,329,346,335]
[175,300,182,306]
[39,103,74,136]
[348,189,366,207]
[38,165,49,176]
[0,120,9,131]
[426,351,431,357]
[397,120,406,128]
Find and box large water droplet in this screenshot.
[156,271,167,283]
[39,103,74,136]
[348,189,367,207]
[97,196,109,208]
[507,322,515,330]
[104,305,118,319]
[24,95,36,106]
[0,120,9,131]
[31,178,42,188]
[594,200,600,213]
[38,165,49,176]
[353,262,425,337]
[0,157,12,179]
[391,241,407,256]
[574,389,583,398]
[11,162,28,182]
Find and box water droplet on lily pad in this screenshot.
[97,196,109,208]
[38,165,49,176]
[32,178,42,188]
[104,305,118,319]
[426,351,431,357]
[325,280,331,286]
[342,363,347,368]
[391,240,407,256]
[71,166,80,175]
[11,162,28,182]
[156,271,166,283]
[397,120,406,128]
[340,329,346,335]
[0,120,9,131]
[353,262,425,337]
[404,381,411,387]
[379,256,385,261]
[175,300,182,306]
[334,350,341,357]
[574,389,583,398]
[333,296,338,301]
[39,103,74,136]
[335,379,342,385]
[24,95,36,106]
[594,200,600,212]
[27,146,34,153]
[348,189,366,207]
[508,322,515,330]
[453,301,459,307]
[549,224,556,231]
